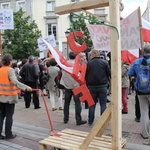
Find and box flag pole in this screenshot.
[138,7,144,55]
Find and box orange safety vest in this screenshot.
[0,66,20,96]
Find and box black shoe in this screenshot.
[0,135,5,139]
[140,133,149,139]
[122,111,128,114]
[135,117,140,122]
[64,120,68,124]
[76,120,87,125]
[35,106,41,109]
[107,99,110,103]
[88,123,93,126]
[5,134,17,140]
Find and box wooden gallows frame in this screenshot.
[39,0,126,150]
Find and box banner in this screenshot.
[86,8,141,50]
[0,9,14,30]
[38,34,56,51]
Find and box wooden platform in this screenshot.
[39,129,127,150]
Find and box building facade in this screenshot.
[0,0,108,57]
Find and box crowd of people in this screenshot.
[0,45,150,141]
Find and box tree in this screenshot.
[2,9,41,60]
[68,13,100,50]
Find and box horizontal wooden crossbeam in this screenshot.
[55,0,109,15]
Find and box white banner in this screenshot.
[38,34,56,51]
[0,9,14,30]
[86,9,141,50]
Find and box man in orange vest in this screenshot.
[0,54,32,140]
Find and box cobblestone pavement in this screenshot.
[0,92,150,150]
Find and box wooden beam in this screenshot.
[55,0,109,15]
[109,0,122,150]
[82,9,110,24]
[79,103,111,150]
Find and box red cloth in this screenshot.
[121,50,138,64]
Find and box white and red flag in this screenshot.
[42,39,73,74]
[142,18,150,43]
[121,49,139,64]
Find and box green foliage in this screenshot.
[68,13,99,49]
[2,9,41,60]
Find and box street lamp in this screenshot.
[65,30,70,59]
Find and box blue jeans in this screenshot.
[63,88,82,124]
[88,86,107,124]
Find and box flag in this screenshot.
[142,18,150,43]
[42,39,73,74]
[121,49,139,64]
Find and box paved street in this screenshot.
[0,92,150,150]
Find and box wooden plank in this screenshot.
[39,143,47,150]
[61,129,112,141]
[55,0,109,15]
[79,104,111,149]
[39,129,126,150]
[96,108,111,137]
[109,1,122,150]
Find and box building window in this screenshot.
[71,0,80,2]
[16,0,26,11]
[95,8,105,15]
[1,3,10,9]
[47,24,57,40]
[47,1,55,11]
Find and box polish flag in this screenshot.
[42,39,73,74]
[121,49,139,64]
[142,18,150,43]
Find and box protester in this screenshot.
[45,58,63,111]
[38,58,44,91]
[20,55,41,109]
[80,52,87,64]
[85,49,110,125]
[61,51,87,125]
[79,52,88,109]
[0,54,32,140]
[121,60,130,114]
[128,45,150,139]
[128,77,135,95]
[11,61,22,99]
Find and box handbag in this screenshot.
[42,72,49,84]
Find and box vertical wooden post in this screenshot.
[109,0,122,150]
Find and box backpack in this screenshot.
[135,56,150,93]
[54,71,64,89]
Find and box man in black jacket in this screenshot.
[20,55,41,109]
[85,49,110,125]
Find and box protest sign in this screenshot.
[38,34,56,51]
[0,9,14,30]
